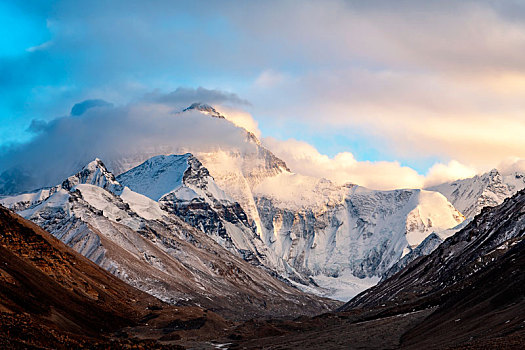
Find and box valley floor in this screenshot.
[181,305,525,350]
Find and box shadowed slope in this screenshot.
[0,205,229,348]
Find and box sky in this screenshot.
[2,0,525,190]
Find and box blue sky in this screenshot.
[2,0,525,187]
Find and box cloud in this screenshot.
[497,157,525,176]
[249,66,525,170]
[262,137,489,191]
[254,70,288,88]
[262,137,425,190]
[144,87,250,109]
[26,119,48,133]
[213,105,261,138]
[0,98,255,194]
[3,92,523,195]
[3,0,525,179]
[70,99,113,116]
[423,161,478,188]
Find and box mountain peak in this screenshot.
[487,168,500,177]
[62,158,122,192]
[183,102,224,119]
[116,153,193,201]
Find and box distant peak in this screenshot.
[486,168,501,178]
[62,157,121,192]
[83,158,109,171]
[183,103,224,119]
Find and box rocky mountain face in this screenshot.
[338,188,525,348]
[0,160,337,321]
[382,219,471,280]
[388,168,525,280]
[252,174,464,299]
[343,188,525,309]
[105,144,467,300]
[215,190,525,349]
[116,153,280,270]
[428,168,525,218]
[138,105,467,299]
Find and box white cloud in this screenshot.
[262,137,424,190]
[423,161,478,188]
[262,137,493,191]
[254,70,288,88]
[213,105,262,138]
[0,100,255,193]
[497,157,525,176]
[249,66,525,170]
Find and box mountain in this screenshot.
[382,219,471,280]
[428,168,525,218]
[392,168,525,278]
[106,147,466,301]
[116,153,281,270]
[339,188,525,348]
[97,103,290,237]
[0,205,231,348]
[112,105,466,299]
[252,173,464,299]
[0,159,337,321]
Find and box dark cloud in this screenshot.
[144,87,250,109]
[70,99,113,116]
[26,119,48,133]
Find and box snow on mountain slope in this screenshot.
[0,162,337,320]
[427,168,525,218]
[252,172,464,299]
[116,154,190,201]
[404,190,465,249]
[0,158,122,213]
[338,189,525,349]
[117,153,281,269]
[382,218,471,280]
[119,186,165,220]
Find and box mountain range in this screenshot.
[2,104,524,303]
[1,103,524,348]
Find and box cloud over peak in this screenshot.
[144,87,250,109]
[70,99,113,116]
[0,92,256,193]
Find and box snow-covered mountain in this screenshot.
[0,159,336,320]
[0,104,473,301]
[101,103,290,234]
[107,134,466,300]
[427,168,525,218]
[251,172,464,299]
[382,219,471,280]
[116,153,281,270]
[372,168,525,280]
